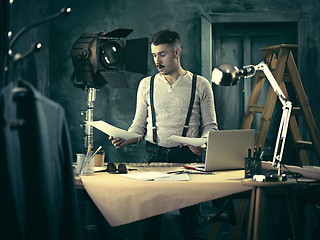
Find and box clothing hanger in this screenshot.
[3,4,71,129]
[8,44,41,129]
[2,4,71,90]
[11,43,42,98]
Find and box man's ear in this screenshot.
[175,47,181,58]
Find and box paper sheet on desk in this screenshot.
[120,172,190,181]
[262,161,320,180]
[89,120,142,140]
[167,135,207,146]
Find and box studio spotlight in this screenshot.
[70,29,148,150]
[71,29,148,89]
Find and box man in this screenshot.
[110,30,218,240]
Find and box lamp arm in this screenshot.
[272,102,292,173]
[254,62,288,106]
[254,61,292,176]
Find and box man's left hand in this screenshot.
[188,143,207,155]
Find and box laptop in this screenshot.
[183,129,256,172]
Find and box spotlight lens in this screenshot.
[104,57,110,64]
[101,41,123,68]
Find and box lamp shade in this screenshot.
[211,63,240,86]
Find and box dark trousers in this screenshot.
[144,141,201,164]
[142,142,203,240]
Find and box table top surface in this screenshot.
[76,163,319,226]
[78,164,250,226]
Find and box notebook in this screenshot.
[183,129,256,172]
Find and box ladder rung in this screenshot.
[292,107,303,116]
[260,70,290,79]
[296,141,314,151]
[248,105,264,113]
[282,73,291,82]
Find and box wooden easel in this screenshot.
[227,44,320,240]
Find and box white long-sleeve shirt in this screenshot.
[128,71,218,147]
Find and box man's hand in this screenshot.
[188,143,207,155]
[109,136,138,148]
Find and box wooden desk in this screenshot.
[76,165,319,239]
[77,166,251,227]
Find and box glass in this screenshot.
[77,154,94,176]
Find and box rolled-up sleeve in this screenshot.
[128,78,149,141]
[199,78,218,138]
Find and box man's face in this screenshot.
[151,43,179,75]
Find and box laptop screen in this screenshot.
[204,129,256,171]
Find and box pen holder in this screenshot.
[77,154,94,176]
[245,157,261,178]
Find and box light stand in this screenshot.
[81,87,96,149]
[212,61,292,181]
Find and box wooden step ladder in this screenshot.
[227,44,320,240]
[242,44,320,166]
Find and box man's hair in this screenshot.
[151,30,180,47]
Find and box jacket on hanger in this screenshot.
[0,80,85,240]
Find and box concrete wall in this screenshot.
[6,0,320,164]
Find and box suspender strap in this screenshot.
[182,73,197,137]
[150,75,157,143]
[150,73,197,143]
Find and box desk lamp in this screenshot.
[212,62,292,181]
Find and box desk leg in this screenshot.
[229,199,250,240]
[207,222,221,240]
[253,187,267,240]
[285,186,301,240]
[247,187,257,240]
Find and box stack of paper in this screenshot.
[88,120,142,140]
[167,135,207,146]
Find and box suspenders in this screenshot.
[150,75,157,143]
[150,73,197,143]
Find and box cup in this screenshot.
[252,158,261,176]
[94,153,105,167]
[245,157,261,178]
[77,154,94,176]
[245,157,253,178]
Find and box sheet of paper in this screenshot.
[120,172,189,181]
[94,167,107,172]
[167,135,207,146]
[89,120,142,140]
[154,174,189,181]
[121,172,167,180]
